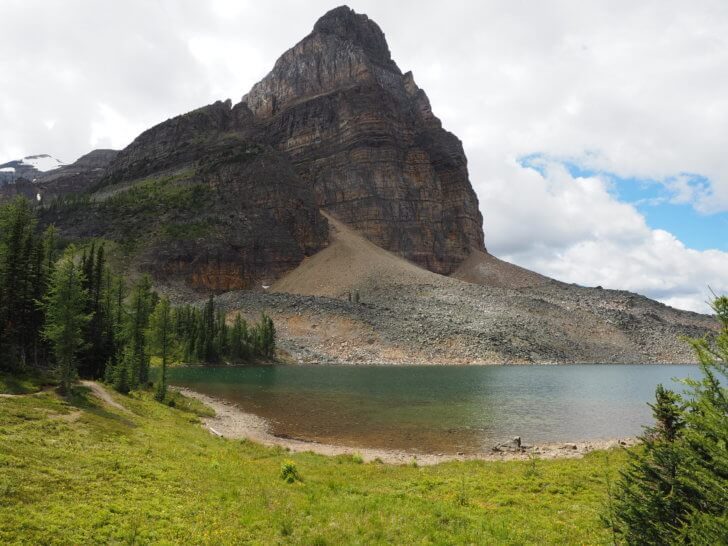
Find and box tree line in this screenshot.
[0,197,276,399]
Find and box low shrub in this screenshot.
[280,460,302,484]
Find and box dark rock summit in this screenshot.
[313,6,394,67]
[48,5,485,290]
[244,5,485,273]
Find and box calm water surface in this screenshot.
[168,364,695,454]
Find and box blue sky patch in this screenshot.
[518,154,728,251]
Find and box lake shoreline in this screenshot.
[174,361,698,368]
[176,386,638,465]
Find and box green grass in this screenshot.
[161,389,216,417]
[0,368,55,395]
[101,171,209,216]
[92,170,212,253]
[0,385,627,544]
[161,219,217,241]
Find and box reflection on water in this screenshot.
[168,364,695,454]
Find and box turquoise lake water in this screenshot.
[168,364,695,454]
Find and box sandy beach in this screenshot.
[176,387,637,466]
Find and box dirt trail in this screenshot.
[0,386,55,398]
[80,380,130,413]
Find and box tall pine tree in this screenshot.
[0,198,54,370]
[150,296,172,401]
[42,250,90,395]
[126,275,154,387]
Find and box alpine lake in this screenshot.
[168,364,695,454]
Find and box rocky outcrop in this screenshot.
[45,136,327,292]
[103,100,254,184]
[0,6,484,292]
[54,5,484,290]
[57,100,327,292]
[244,6,485,274]
[98,6,486,277]
[35,149,118,199]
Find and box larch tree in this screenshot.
[150,296,172,402]
[126,275,154,387]
[42,250,90,395]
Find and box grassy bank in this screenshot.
[0,384,626,544]
[0,369,55,395]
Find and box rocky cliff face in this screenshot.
[244,6,485,273]
[47,106,327,292]
[103,100,254,184]
[60,5,485,290]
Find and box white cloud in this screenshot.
[89,103,146,150]
[482,158,728,313]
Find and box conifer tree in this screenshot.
[202,295,216,363]
[611,384,688,544]
[254,313,276,359]
[678,295,728,542]
[125,275,154,387]
[109,346,133,394]
[101,271,119,369]
[214,310,229,361]
[79,242,111,378]
[230,313,249,362]
[0,198,59,369]
[612,295,728,543]
[23,225,50,366]
[0,198,36,368]
[42,225,57,274]
[42,250,90,395]
[150,296,172,401]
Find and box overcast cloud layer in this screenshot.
[1,0,726,312]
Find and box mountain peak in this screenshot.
[240,6,485,273]
[243,6,401,119]
[312,6,392,65]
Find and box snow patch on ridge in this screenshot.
[21,154,64,172]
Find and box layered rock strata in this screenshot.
[244,6,485,273]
